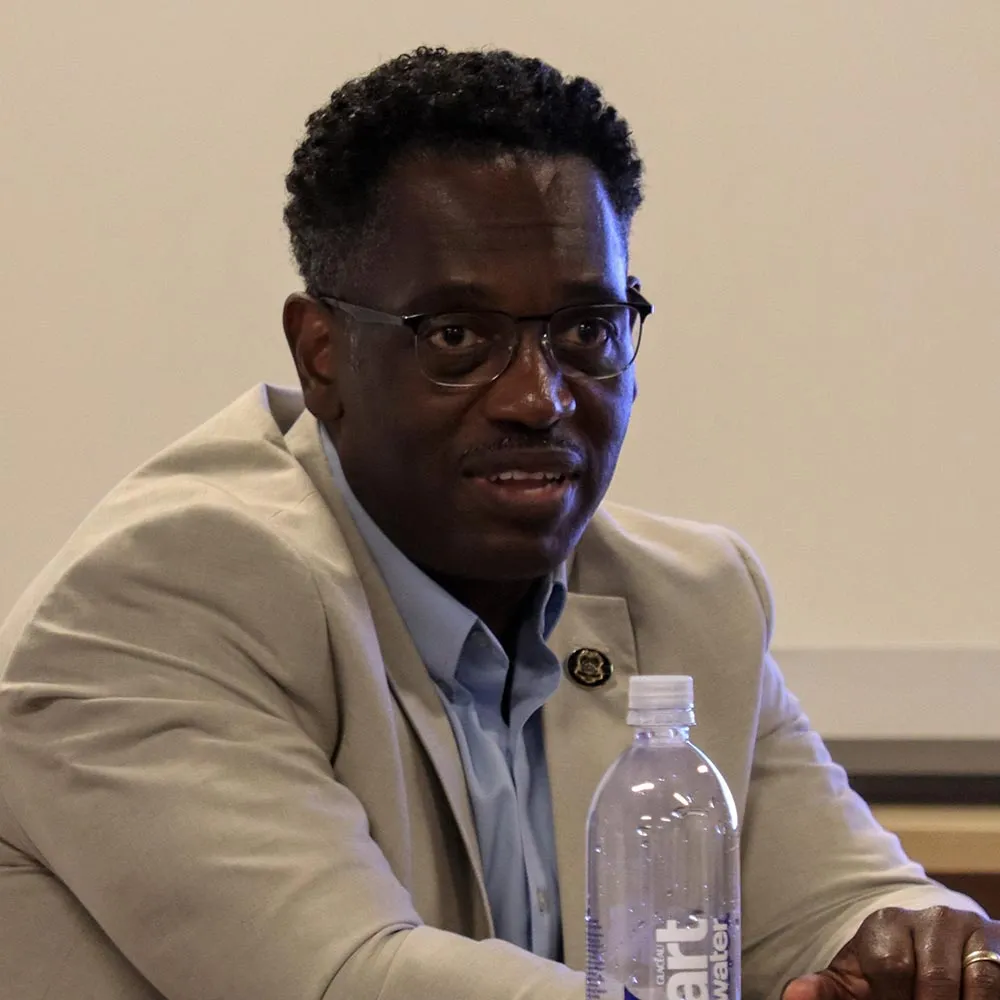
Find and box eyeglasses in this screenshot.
[318,293,653,388]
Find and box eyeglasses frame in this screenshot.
[316,291,654,388]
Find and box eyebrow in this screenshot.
[403,282,497,311]
[403,278,624,313]
[558,279,625,301]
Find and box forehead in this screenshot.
[353,151,628,309]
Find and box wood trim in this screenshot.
[872,805,1000,874]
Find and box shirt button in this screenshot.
[536,888,548,913]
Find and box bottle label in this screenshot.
[587,912,737,1000]
[649,916,734,1000]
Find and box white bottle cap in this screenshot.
[628,675,694,713]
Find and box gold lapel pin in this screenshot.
[567,647,614,688]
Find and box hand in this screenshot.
[783,907,1000,1000]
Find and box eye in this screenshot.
[562,316,615,348]
[418,311,503,352]
[424,324,484,351]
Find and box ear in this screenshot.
[282,293,344,422]
[626,276,641,402]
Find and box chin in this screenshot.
[452,527,578,582]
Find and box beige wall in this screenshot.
[3,4,998,669]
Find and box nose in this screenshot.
[481,327,576,429]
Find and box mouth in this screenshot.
[463,464,582,520]
[460,446,585,519]
[483,470,571,487]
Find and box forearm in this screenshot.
[332,927,583,1000]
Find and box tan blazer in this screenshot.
[0,385,973,1000]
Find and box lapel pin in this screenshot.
[567,647,613,688]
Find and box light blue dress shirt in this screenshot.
[320,429,565,960]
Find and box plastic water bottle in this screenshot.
[585,675,740,1000]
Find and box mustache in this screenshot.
[460,433,585,463]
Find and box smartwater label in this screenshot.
[589,913,736,1000]
[643,915,734,1000]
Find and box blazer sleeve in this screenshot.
[729,537,982,1000]
[0,489,583,1000]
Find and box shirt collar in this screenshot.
[319,425,566,685]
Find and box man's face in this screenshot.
[289,151,638,582]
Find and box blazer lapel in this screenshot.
[544,588,638,971]
[284,412,493,939]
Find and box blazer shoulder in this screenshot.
[0,388,343,674]
[582,501,776,642]
[0,470,348,768]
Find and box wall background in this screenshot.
[2,2,998,734]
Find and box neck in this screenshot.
[427,572,539,641]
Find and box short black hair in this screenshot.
[284,47,644,294]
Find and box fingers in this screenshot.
[782,972,851,1000]
[911,907,975,1000]
[853,908,916,1000]
[961,924,1000,1000]
[783,907,1000,1000]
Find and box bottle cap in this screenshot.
[628,675,694,713]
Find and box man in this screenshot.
[0,47,995,1000]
